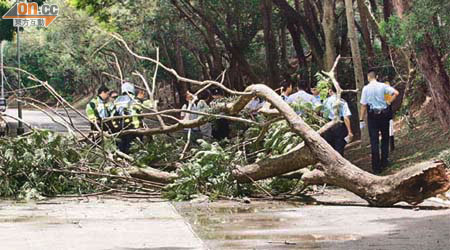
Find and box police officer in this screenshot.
[107,90,119,114]
[360,70,399,174]
[322,86,353,156]
[210,88,230,140]
[86,85,111,132]
[113,82,142,153]
[286,80,320,106]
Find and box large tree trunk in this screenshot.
[344,0,366,140]
[233,121,339,182]
[242,85,450,206]
[174,36,188,107]
[357,0,375,58]
[279,24,288,68]
[261,0,280,89]
[382,0,393,56]
[322,0,337,70]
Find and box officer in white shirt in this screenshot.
[286,83,320,106]
[322,86,353,156]
[360,70,399,174]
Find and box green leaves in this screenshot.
[0,1,14,41]
[0,130,108,199]
[164,140,236,201]
[381,0,450,55]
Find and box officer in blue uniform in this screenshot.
[360,70,399,174]
[322,86,353,156]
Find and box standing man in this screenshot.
[286,81,320,106]
[322,86,353,156]
[86,86,111,132]
[211,88,230,140]
[113,82,141,153]
[360,70,399,174]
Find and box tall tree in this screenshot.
[322,0,337,70]
[357,0,375,58]
[344,0,365,138]
[261,0,280,89]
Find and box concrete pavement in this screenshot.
[0,198,206,250]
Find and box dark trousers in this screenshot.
[368,112,390,173]
[323,122,348,156]
[118,134,136,154]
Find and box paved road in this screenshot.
[1,190,449,250]
[4,108,91,134]
[0,198,206,250]
[177,189,450,250]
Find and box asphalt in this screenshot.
[4,108,90,133]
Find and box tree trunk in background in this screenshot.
[273,0,324,69]
[358,1,389,58]
[393,0,450,131]
[304,0,323,41]
[322,0,337,70]
[382,0,392,56]
[294,0,300,12]
[357,0,374,58]
[205,23,223,80]
[261,0,280,89]
[280,24,288,68]
[286,22,308,83]
[174,36,187,107]
[344,0,366,141]
[368,0,378,14]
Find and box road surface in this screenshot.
[3,108,91,134]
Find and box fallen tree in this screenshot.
[5,37,449,206]
[130,83,449,206]
[106,39,449,205]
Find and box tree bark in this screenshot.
[344,0,366,140]
[280,24,288,68]
[322,0,337,70]
[233,121,339,182]
[174,36,188,107]
[261,0,280,89]
[357,0,375,58]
